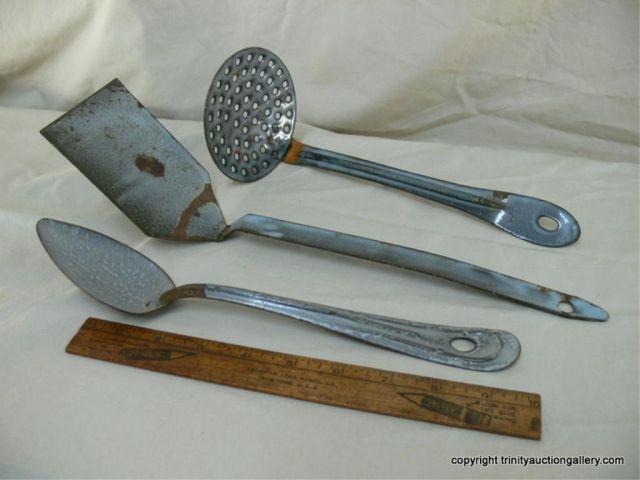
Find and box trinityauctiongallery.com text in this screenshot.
[451,455,624,468]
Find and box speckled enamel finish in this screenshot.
[204,47,296,182]
[203,48,582,248]
[36,218,521,371]
[40,79,607,321]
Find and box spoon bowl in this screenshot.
[37,218,173,314]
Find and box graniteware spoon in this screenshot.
[37,218,521,371]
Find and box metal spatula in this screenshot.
[204,47,581,248]
[40,79,607,321]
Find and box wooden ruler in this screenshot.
[66,318,541,439]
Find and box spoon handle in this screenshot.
[285,142,580,248]
[170,284,519,371]
[230,214,607,321]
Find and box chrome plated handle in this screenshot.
[230,214,607,321]
[292,145,581,247]
[171,283,520,371]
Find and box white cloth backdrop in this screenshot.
[0,1,638,478]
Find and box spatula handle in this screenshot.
[286,142,580,248]
[230,214,607,321]
[170,283,520,371]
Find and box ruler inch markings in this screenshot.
[74,319,530,404]
[66,318,541,439]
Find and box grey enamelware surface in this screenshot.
[36,218,521,371]
[204,47,581,248]
[40,79,607,321]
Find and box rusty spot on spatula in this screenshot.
[171,184,219,240]
[135,155,165,177]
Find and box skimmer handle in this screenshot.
[286,142,580,248]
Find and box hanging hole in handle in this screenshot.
[450,337,476,352]
[558,301,574,314]
[537,215,560,232]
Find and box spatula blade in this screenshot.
[41,79,226,241]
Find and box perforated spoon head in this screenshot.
[204,47,297,182]
[37,218,175,314]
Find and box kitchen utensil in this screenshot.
[204,47,581,248]
[40,79,608,321]
[38,218,520,371]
